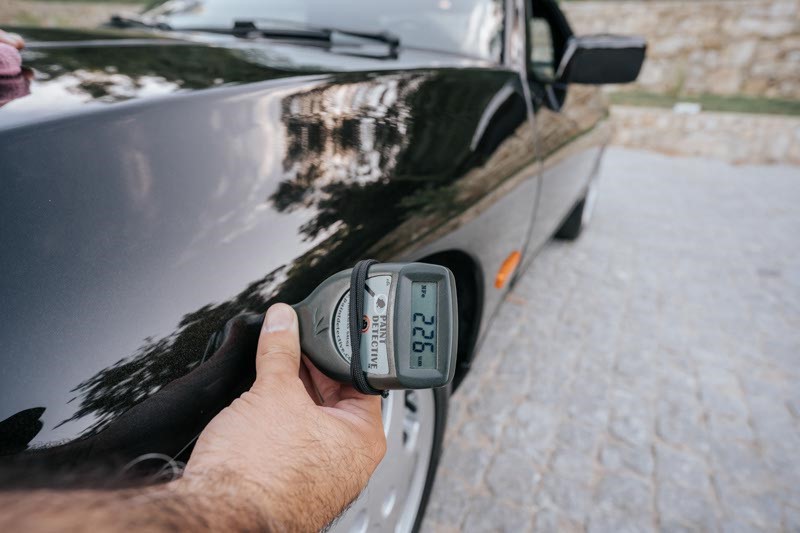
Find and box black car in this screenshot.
[0,0,644,529]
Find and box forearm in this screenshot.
[0,471,277,532]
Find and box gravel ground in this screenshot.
[422,147,800,532]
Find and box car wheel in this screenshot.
[330,386,448,533]
[554,171,600,241]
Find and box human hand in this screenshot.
[0,30,24,50]
[181,304,386,531]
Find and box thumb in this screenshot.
[256,303,301,379]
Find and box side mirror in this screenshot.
[556,35,646,85]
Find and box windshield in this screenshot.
[142,0,505,61]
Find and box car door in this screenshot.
[0,44,544,473]
[522,0,611,257]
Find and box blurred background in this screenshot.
[1,0,797,531]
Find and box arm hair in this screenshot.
[0,470,282,532]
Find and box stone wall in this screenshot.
[563,0,800,99]
[611,105,800,164]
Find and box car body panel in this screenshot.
[0,0,614,476]
[1,27,495,129]
[0,28,549,464]
[522,0,611,260]
[524,85,611,256]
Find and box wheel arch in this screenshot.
[417,250,483,391]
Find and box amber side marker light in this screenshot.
[495,250,521,289]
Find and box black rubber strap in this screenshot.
[349,259,386,396]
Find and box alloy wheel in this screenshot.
[331,389,436,533]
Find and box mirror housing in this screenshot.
[556,34,647,85]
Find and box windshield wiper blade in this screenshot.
[106,15,172,31]
[231,21,400,58]
[231,21,329,40]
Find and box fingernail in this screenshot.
[263,303,296,333]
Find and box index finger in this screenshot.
[0,31,24,50]
[324,384,383,428]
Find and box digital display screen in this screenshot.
[410,281,437,369]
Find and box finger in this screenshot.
[302,357,343,406]
[299,356,324,405]
[11,33,24,50]
[321,395,383,441]
[256,303,301,379]
[0,31,24,50]
[331,386,383,425]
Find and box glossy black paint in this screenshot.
[0,0,616,482]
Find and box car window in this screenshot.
[529,16,555,80]
[143,0,505,62]
[527,0,573,83]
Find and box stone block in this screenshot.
[655,444,711,492]
[656,482,718,531]
[536,476,593,523]
[705,68,743,95]
[462,496,534,533]
[725,40,758,67]
[600,440,654,476]
[593,472,652,514]
[485,449,541,507]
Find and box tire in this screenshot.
[411,385,449,532]
[553,197,587,241]
[554,173,600,241]
[330,386,449,533]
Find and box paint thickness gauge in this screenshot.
[293,263,457,391]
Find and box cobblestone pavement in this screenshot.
[422,148,800,533]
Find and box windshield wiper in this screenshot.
[106,16,401,59]
[233,21,398,48]
[106,15,172,31]
[211,21,400,59]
